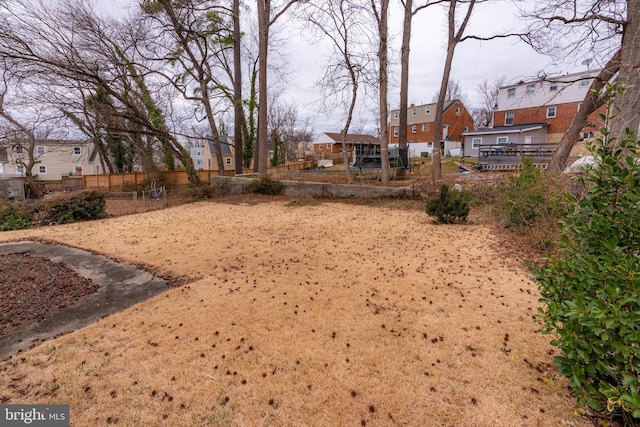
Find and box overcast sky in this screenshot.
[105,0,598,137]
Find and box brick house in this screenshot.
[313,132,379,154]
[388,100,474,152]
[493,70,605,143]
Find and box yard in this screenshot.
[0,191,592,426]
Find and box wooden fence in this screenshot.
[83,161,313,192]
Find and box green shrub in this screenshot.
[247,175,283,195]
[534,83,640,420]
[45,190,107,224]
[498,157,564,228]
[425,183,470,224]
[0,202,35,231]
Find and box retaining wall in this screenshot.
[211,176,420,198]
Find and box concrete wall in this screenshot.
[211,176,420,198]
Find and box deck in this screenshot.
[477,143,557,171]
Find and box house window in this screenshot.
[36,146,46,155]
[472,137,482,148]
[196,151,201,156]
[577,103,582,111]
[393,128,398,137]
[13,145,23,154]
[197,160,202,166]
[526,85,535,95]
[582,131,594,139]
[463,125,469,132]
[326,143,331,149]
[412,108,417,116]
[580,78,590,87]
[455,107,461,116]
[505,111,514,125]
[497,136,508,144]
[38,165,47,174]
[421,124,427,132]
[546,106,557,118]
[425,106,431,114]
[225,158,232,165]
[549,82,558,91]
[411,125,417,133]
[426,142,434,148]
[394,111,399,119]
[507,88,515,98]
[73,147,81,155]
[15,165,25,175]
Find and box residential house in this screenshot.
[313,132,380,155]
[463,69,606,159]
[190,145,205,170]
[201,136,235,171]
[1,139,95,180]
[388,100,475,155]
[463,123,550,160]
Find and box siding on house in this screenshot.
[494,69,607,142]
[388,100,474,146]
[463,124,548,158]
[1,139,94,180]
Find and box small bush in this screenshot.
[0,201,35,231]
[498,157,564,228]
[534,83,640,421]
[45,190,107,224]
[425,183,470,224]
[247,175,283,195]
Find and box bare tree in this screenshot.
[397,0,443,179]
[0,66,43,198]
[523,0,638,170]
[431,0,523,180]
[140,0,234,176]
[0,0,200,184]
[255,0,302,174]
[472,76,505,128]
[431,79,469,106]
[371,0,390,184]
[304,0,375,184]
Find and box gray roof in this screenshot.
[206,136,232,156]
[463,123,548,136]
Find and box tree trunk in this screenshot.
[233,0,244,175]
[610,0,640,137]
[375,0,390,184]
[256,0,269,174]
[547,50,621,172]
[397,0,413,179]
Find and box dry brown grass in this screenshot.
[0,197,590,426]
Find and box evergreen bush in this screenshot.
[425,183,470,224]
[534,83,640,420]
[0,201,35,231]
[45,190,107,224]
[247,175,283,195]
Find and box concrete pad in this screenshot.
[0,241,167,358]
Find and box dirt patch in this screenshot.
[0,252,98,337]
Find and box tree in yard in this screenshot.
[140,0,234,176]
[471,76,505,129]
[0,0,200,184]
[371,0,390,184]
[303,0,376,184]
[397,0,441,179]
[522,0,637,172]
[431,0,523,180]
[0,66,44,198]
[431,79,469,106]
[255,0,303,174]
